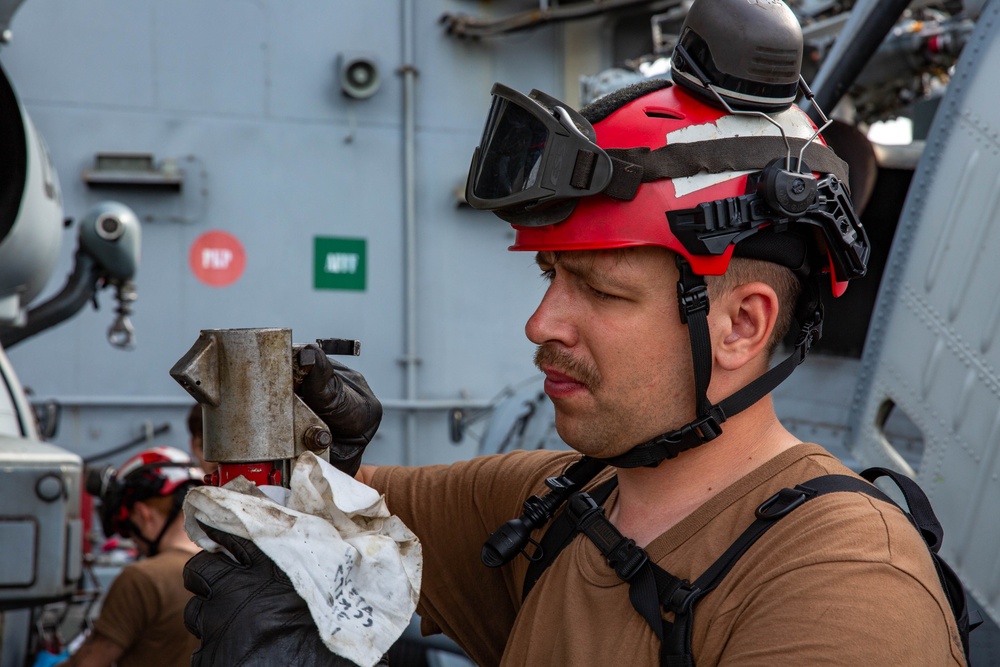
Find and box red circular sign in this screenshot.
[189,230,246,287]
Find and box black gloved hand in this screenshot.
[296,344,382,476]
[184,522,363,667]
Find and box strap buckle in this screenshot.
[610,540,649,582]
[793,308,824,362]
[755,485,816,520]
[676,279,709,325]
[676,412,723,445]
[667,580,701,615]
[565,491,602,525]
[675,255,709,325]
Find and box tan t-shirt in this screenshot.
[92,549,200,667]
[372,444,965,666]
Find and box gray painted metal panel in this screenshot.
[846,0,1000,623]
[0,520,35,585]
[0,434,82,601]
[0,0,572,467]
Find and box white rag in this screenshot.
[183,451,422,667]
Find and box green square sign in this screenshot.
[314,237,366,291]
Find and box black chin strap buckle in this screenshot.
[648,412,725,466]
[793,304,824,363]
[682,414,722,444]
[675,255,709,325]
[602,409,726,469]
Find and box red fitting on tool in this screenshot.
[207,462,283,487]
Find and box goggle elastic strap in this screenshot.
[601,136,848,202]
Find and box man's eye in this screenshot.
[539,269,555,282]
[590,286,617,301]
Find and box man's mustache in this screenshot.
[533,344,602,390]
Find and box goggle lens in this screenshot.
[473,97,550,201]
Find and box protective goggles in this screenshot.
[465,83,614,226]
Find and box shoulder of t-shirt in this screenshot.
[373,449,583,499]
[105,552,188,604]
[743,444,931,559]
[762,472,928,567]
[108,559,155,590]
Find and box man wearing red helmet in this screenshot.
[351,80,963,665]
[183,0,967,664]
[65,447,202,667]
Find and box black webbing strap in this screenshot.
[522,470,975,665]
[860,467,941,549]
[598,257,721,469]
[602,136,850,201]
[522,477,619,600]
[565,486,685,651]
[675,257,713,418]
[604,156,645,200]
[857,467,979,661]
[662,472,977,665]
[661,475,883,663]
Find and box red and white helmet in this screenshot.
[88,446,201,539]
[467,79,867,298]
[513,83,863,295]
[116,446,201,495]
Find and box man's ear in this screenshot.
[711,282,780,372]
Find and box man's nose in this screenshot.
[525,283,577,347]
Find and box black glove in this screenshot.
[296,344,382,476]
[184,522,372,667]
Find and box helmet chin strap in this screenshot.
[598,255,823,469]
[481,261,824,568]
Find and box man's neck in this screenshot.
[154,516,201,556]
[606,399,801,548]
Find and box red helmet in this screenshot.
[86,446,201,539]
[486,81,865,298]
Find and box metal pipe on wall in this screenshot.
[43,396,493,411]
[401,0,419,465]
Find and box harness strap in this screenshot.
[563,488,677,652]
[857,467,980,661]
[484,456,609,570]
[523,471,976,665]
[522,477,618,600]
